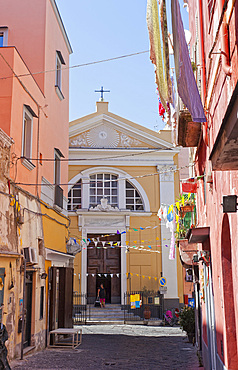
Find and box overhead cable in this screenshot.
[0,50,149,80]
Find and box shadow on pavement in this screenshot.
[12,334,201,370]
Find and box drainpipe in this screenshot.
[219,0,232,76]
[198,0,206,102]
[36,106,40,198]
[20,256,26,360]
[198,0,208,145]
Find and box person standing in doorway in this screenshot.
[98,284,106,308]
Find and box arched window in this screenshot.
[89,174,118,207]
[68,180,81,211]
[126,180,144,211]
[68,167,149,212]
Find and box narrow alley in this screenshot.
[12,325,202,370]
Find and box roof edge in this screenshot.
[50,0,73,54]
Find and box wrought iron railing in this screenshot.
[73,293,90,324]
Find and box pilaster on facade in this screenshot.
[157,163,178,301]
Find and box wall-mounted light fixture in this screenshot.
[40,272,48,280]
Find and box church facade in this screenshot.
[68,101,184,308]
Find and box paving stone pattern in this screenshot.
[12,325,202,370]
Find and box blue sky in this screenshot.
[56,0,189,131]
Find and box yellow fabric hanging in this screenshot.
[147,0,168,110]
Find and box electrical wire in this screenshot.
[0,50,149,81]
[14,163,195,186]
[18,146,176,162]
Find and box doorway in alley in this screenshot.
[87,233,121,304]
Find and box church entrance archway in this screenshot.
[87,233,121,304]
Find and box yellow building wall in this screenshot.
[41,203,69,253]
[69,161,184,302]
[0,256,22,360]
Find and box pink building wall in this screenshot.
[188,0,238,368]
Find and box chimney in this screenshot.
[96,101,109,113]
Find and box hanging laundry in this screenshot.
[158,95,166,119]
[157,206,163,220]
[171,0,206,122]
[159,0,172,103]
[147,0,168,110]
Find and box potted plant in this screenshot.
[179,306,195,343]
[143,305,151,320]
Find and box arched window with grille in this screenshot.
[89,173,118,207]
[68,180,81,211]
[68,169,149,212]
[126,180,144,211]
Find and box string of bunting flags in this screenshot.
[69,193,195,261]
[84,272,161,281]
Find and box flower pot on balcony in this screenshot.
[180,205,195,218]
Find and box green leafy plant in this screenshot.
[179,306,195,334]
[191,61,197,72]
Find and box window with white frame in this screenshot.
[126,180,144,211]
[90,174,118,207]
[22,107,33,160]
[0,27,8,47]
[68,173,146,212]
[68,180,81,211]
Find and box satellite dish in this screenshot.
[168,30,192,55]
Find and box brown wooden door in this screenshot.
[59,267,73,328]
[87,234,121,304]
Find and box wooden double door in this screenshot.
[87,234,121,304]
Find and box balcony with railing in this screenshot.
[176,194,197,267]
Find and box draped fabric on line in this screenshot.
[147,0,168,110]
[171,0,206,122]
[160,0,172,103]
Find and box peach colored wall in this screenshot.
[39,0,70,196]
[0,0,70,197]
[0,0,46,92]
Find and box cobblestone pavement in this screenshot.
[11,325,203,370]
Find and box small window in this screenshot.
[22,107,33,160]
[54,150,61,186]
[40,286,44,320]
[55,51,65,100]
[56,53,62,89]
[0,27,8,47]
[126,180,144,211]
[38,238,44,256]
[185,268,193,282]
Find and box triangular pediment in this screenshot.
[69,112,173,149]
[69,122,159,149]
